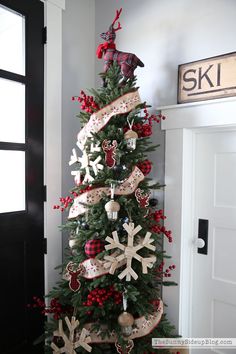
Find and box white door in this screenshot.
[191,130,236,354]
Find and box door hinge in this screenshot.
[43,185,47,202]
[42,26,47,44]
[43,238,47,254]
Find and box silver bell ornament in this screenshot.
[118,311,134,337]
[124,129,138,151]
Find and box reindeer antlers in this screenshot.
[112,8,122,31]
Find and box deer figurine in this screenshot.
[96,8,144,85]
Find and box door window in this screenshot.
[0,4,26,214]
[0,5,25,75]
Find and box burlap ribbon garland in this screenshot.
[82,300,163,344]
[68,166,144,219]
[77,90,141,150]
[63,257,126,282]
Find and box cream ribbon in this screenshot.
[82,300,163,343]
[77,90,141,150]
[68,166,144,219]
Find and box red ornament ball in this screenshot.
[137,159,152,176]
[85,239,105,258]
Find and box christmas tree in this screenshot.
[31,8,178,354]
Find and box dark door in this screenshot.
[0,0,44,353]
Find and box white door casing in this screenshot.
[160,97,236,339]
[41,0,65,294]
[191,130,236,354]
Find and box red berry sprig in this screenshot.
[53,195,73,212]
[83,285,122,308]
[151,224,173,243]
[163,264,176,278]
[123,122,152,138]
[143,106,166,125]
[53,186,94,212]
[149,209,166,223]
[158,261,165,273]
[27,297,73,320]
[72,90,100,113]
[157,262,176,278]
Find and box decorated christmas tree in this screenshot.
[32,8,178,354]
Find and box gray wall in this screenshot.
[95,0,236,105]
[62,0,95,249]
[62,0,95,195]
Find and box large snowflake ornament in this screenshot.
[71,149,103,183]
[68,148,79,166]
[104,222,156,281]
[51,316,92,353]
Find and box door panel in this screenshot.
[191,130,236,354]
[0,0,44,352]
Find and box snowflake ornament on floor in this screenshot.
[104,222,156,281]
[51,316,92,353]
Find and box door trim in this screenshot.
[43,0,65,295]
[160,98,236,337]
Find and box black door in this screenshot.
[0,0,44,353]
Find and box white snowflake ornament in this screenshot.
[78,150,104,183]
[90,155,103,175]
[51,316,92,353]
[90,142,101,153]
[104,222,156,281]
[69,148,79,166]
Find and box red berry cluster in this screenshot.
[164,264,176,278]
[53,186,94,212]
[123,107,166,140]
[53,195,73,212]
[151,224,173,243]
[72,90,100,113]
[71,191,79,197]
[78,185,93,195]
[124,122,152,138]
[27,297,72,320]
[149,209,166,223]
[143,107,166,125]
[83,285,122,308]
[158,262,176,278]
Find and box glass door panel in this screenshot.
[0,150,25,213]
[0,3,26,214]
[0,5,25,75]
[0,78,25,143]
